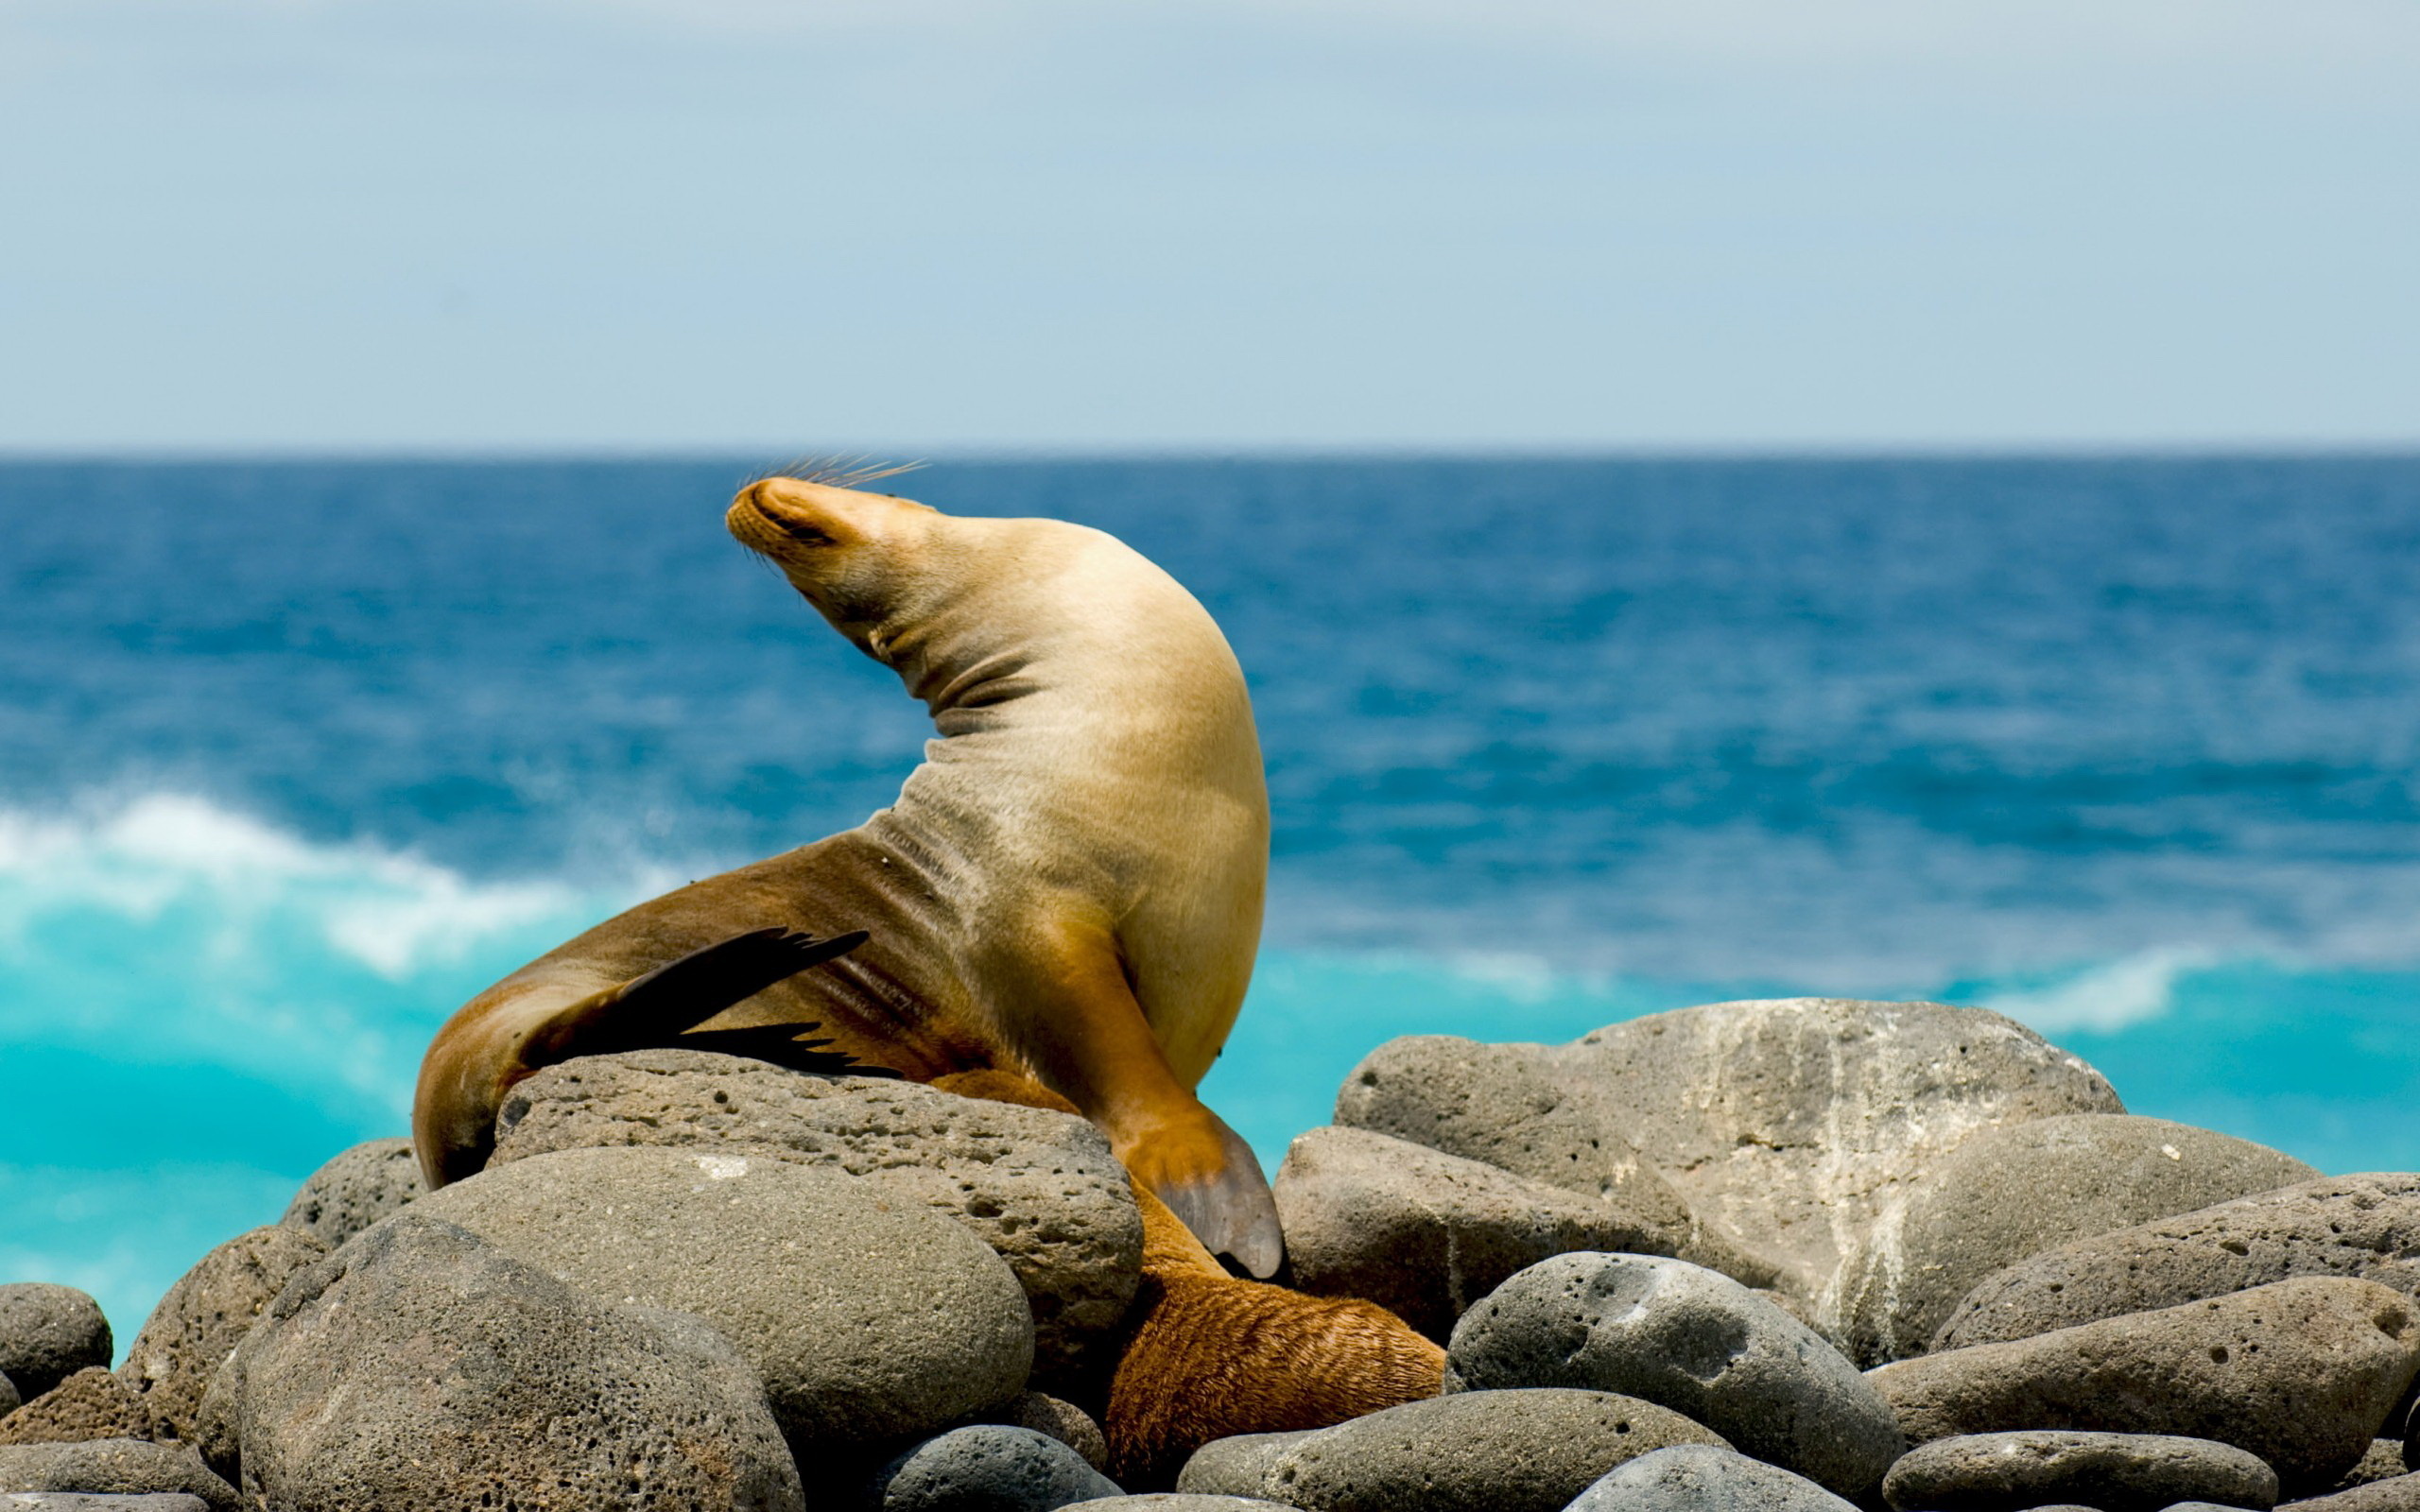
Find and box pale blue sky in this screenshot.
[3,0,2414,453]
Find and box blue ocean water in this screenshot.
[4,455,2419,1347]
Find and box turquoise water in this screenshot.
[4,456,2417,1343]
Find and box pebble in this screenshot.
[279,1138,424,1247]
[0,1289,112,1404]
[118,1227,326,1442]
[0,1442,235,1512]
[1260,1388,1728,1512]
[1870,1277,2420,1492]
[1565,1443,1860,1510]
[1448,1252,1902,1497]
[1835,1114,2316,1365]
[492,1048,1143,1383]
[984,1393,1112,1473]
[1878,1430,2279,1512]
[869,1425,1122,1512]
[414,1143,1035,1454]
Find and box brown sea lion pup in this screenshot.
[414,467,1287,1272]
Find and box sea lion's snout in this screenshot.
[727,478,844,558]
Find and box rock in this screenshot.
[1871,1277,2420,1491]
[0,1289,112,1403]
[492,1049,1142,1383]
[870,1425,1122,1512]
[1838,1115,2315,1365]
[1259,1388,1728,1512]
[1565,1444,1860,1511]
[1446,1252,1903,1497]
[118,1227,325,1443]
[984,1394,1110,1473]
[2279,1474,2420,1510]
[279,1138,424,1247]
[0,1382,13,1418]
[1062,1501,1293,1512]
[0,1497,210,1510]
[1879,1430,2280,1512]
[415,1143,1033,1454]
[1936,1175,2420,1351]
[199,1213,804,1511]
[1336,1000,2121,1317]
[1273,1126,1709,1340]
[1173,1434,1314,1498]
[0,1442,235,1512]
[2327,1440,2412,1491]
[0,1372,148,1447]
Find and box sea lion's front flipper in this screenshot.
[521,926,870,1070]
[1148,1117,1283,1280]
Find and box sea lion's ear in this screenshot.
[517,927,870,1071]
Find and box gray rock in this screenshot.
[0,1497,209,1510]
[1446,1252,1903,1497]
[1336,1000,2121,1318]
[1880,1430,2279,1512]
[492,1049,1142,1383]
[1274,1127,1707,1340]
[1937,1175,2420,1352]
[1062,1501,1293,1512]
[0,1442,234,1512]
[870,1425,1122,1512]
[1871,1278,2420,1492]
[2167,1503,2265,1511]
[279,1138,424,1247]
[982,1394,1110,1473]
[0,1289,112,1403]
[2279,1474,2420,1510]
[199,1212,804,1512]
[1565,1444,1860,1511]
[1838,1115,2315,1366]
[415,1143,1033,1454]
[1173,1434,1314,1498]
[0,1379,15,1418]
[2327,1440,2412,1491]
[1259,1388,1728,1512]
[0,1372,148,1447]
[118,1226,326,1442]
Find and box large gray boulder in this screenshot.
[1336,1000,2121,1318]
[0,1289,112,1404]
[868,1425,1121,1512]
[1173,1434,1314,1499]
[1447,1252,1901,1497]
[1258,1388,1727,1512]
[1274,1127,1707,1340]
[280,1138,424,1247]
[0,1442,234,1512]
[0,1372,148,1447]
[1870,1277,2420,1492]
[491,1050,1141,1383]
[1935,1173,2420,1350]
[1565,1444,1859,1511]
[1837,1114,2316,1365]
[197,1213,803,1512]
[119,1227,327,1442]
[1879,1430,2280,1512]
[415,1143,1034,1453]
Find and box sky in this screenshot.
[2,0,2415,454]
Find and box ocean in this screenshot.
[5,455,2418,1346]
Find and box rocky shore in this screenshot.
[2,997,2415,1511]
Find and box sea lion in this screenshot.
[412,468,1283,1275]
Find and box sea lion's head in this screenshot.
[727,472,949,654]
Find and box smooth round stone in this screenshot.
[280,1138,424,1247]
[1566,1444,1859,1510]
[2272,1472,2420,1511]
[870,1426,1120,1512]
[0,1442,236,1512]
[1881,1430,2280,1512]
[0,1288,112,1404]
[1173,1433,1313,1498]
[1062,1501,1292,1511]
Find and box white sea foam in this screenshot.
[1980,947,2218,1034]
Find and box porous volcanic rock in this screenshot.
[1172,1434,1313,1499]
[279,1138,424,1247]
[1565,1444,1861,1512]
[2279,1474,2420,1511]
[0,1289,112,1404]
[1447,1252,1902,1497]
[118,1227,326,1441]
[0,1495,210,1510]
[1335,999,2121,1315]
[1870,1277,2420,1491]
[0,1372,148,1447]
[196,1214,803,1512]
[491,1049,1141,1383]
[0,1441,235,1512]
[1837,1114,2316,1365]
[1259,1388,1728,1512]
[1274,1126,1703,1340]
[868,1425,1121,1512]
[415,1143,1033,1453]
[1878,1430,2279,1512]
[1935,1174,2420,1351]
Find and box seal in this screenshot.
[412,468,1284,1275]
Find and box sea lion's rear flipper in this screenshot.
[520,926,873,1071]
